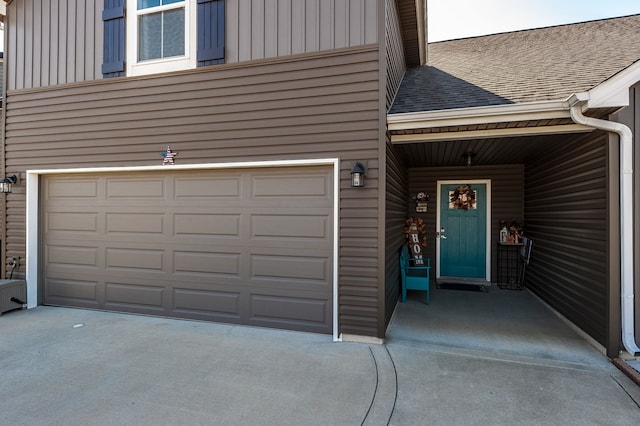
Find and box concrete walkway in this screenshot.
[1,305,640,425]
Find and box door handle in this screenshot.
[437,227,447,239]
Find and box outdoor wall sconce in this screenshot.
[0,175,18,193]
[351,162,366,187]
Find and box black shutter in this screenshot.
[197,0,225,66]
[102,0,126,78]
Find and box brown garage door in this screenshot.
[42,166,334,333]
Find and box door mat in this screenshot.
[437,283,488,292]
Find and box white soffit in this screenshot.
[391,124,592,144]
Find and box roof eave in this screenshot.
[397,0,427,67]
[387,99,573,131]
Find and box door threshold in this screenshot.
[437,276,491,287]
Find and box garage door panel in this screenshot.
[251,214,329,240]
[251,254,329,282]
[173,251,240,276]
[250,294,329,329]
[173,288,241,317]
[46,278,98,303]
[48,212,99,232]
[43,167,333,334]
[175,176,241,198]
[106,213,165,234]
[105,282,165,308]
[47,179,99,198]
[174,213,241,237]
[47,245,99,267]
[106,248,165,271]
[107,178,166,199]
[252,174,329,198]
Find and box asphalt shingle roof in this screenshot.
[390,14,640,114]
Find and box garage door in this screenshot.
[42,166,334,333]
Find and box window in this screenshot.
[126,0,197,76]
[102,0,225,78]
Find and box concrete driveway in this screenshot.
[1,306,640,425]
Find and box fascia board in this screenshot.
[387,100,571,131]
[584,60,640,109]
[416,0,427,64]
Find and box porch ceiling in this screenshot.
[391,130,586,169]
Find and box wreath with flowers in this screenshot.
[449,184,476,210]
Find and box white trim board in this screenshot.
[26,158,341,342]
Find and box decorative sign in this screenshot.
[405,217,427,266]
[449,184,477,210]
[415,192,429,212]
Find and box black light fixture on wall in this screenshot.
[350,162,366,187]
[0,175,18,193]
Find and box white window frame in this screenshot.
[126,0,198,76]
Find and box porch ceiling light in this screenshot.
[0,175,18,193]
[351,162,366,187]
[463,152,476,167]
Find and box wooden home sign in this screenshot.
[405,217,427,266]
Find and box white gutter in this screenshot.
[569,93,640,356]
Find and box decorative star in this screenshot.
[162,146,178,165]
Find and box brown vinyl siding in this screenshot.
[613,86,639,349]
[408,165,525,283]
[6,0,379,90]
[524,132,609,346]
[3,46,383,337]
[385,0,406,111]
[384,140,407,327]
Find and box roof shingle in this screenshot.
[390,14,640,114]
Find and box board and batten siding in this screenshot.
[3,46,383,337]
[385,0,406,111]
[384,140,408,327]
[524,132,609,346]
[408,165,525,283]
[6,0,380,91]
[5,0,103,90]
[226,0,379,62]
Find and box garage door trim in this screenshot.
[26,158,340,341]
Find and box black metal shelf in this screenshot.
[497,242,523,290]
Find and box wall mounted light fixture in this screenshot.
[0,175,18,193]
[350,162,366,187]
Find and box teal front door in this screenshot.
[439,182,487,278]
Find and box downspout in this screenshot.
[569,94,640,356]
